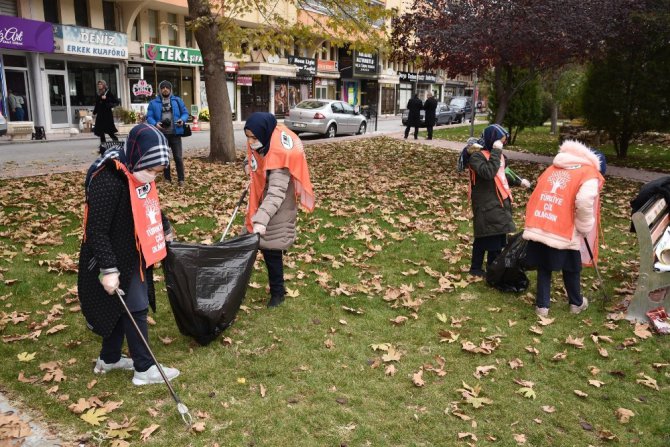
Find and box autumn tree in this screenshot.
[390,0,635,125]
[186,0,390,162]
[582,0,670,158]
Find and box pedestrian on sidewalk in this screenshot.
[466,124,530,276]
[146,80,189,186]
[404,93,423,140]
[424,91,438,140]
[93,80,119,154]
[523,140,606,317]
[243,112,315,308]
[8,89,25,121]
[77,123,180,386]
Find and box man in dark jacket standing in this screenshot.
[424,91,438,140]
[146,80,189,185]
[404,93,423,140]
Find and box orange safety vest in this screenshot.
[525,164,604,263]
[116,161,167,268]
[246,125,315,232]
[469,150,512,205]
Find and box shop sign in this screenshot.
[315,78,336,86]
[418,72,437,83]
[225,61,239,72]
[317,59,338,72]
[398,71,418,82]
[132,79,153,97]
[353,51,378,76]
[288,56,316,76]
[144,43,203,65]
[0,16,54,53]
[53,25,128,58]
[237,75,253,86]
[127,65,142,79]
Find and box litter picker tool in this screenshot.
[583,237,610,307]
[114,289,193,427]
[220,185,249,242]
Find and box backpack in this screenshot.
[457,137,482,172]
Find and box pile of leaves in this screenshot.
[0,137,668,446]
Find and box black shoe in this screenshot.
[178,180,184,187]
[468,268,485,277]
[267,295,285,308]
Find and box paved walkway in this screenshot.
[0,127,665,446]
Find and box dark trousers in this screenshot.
[470,238,501,271]
[404,125,419,139]
[536,268,582,309]
[99,131,118,144]
[164,135,184,182]
[262,249,285,298]
[100,308,153,372]
[426,124,434,140]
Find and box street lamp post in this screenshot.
[469,71,477,137]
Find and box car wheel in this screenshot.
[326,124,337,138]
[357,122,367,135]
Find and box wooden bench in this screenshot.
[627,195,670,322]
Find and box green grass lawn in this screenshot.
[0,137,668,446]
[430,124,670,174]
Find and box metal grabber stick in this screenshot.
[114,289,193,427]
[220,185,250,242]
[583,237,610,307]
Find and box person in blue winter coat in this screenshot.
[146,80,189,185]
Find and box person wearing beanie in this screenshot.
[146,80,189,186]
[78,123,180,386]
[523,140,606,317]
[466,124,530,277]
[243,112,315,308]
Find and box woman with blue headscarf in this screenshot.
[466,124,530,276]
[78,124,180,386]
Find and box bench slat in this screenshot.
[651,213,670,247]
[643,197,667,226]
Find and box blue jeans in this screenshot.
[536,268,583,309]
[100,308,154,372]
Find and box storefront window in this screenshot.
[67,62,118,106]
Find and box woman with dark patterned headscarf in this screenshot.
[78,124,180,386]
[466,124,530,276]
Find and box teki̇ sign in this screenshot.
[144,44,203,66]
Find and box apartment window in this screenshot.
[330,46,337,61]
[131,17,138,41]
[185,28,193,48]
[167,14,178,46]
[43,0,60,23]
[320,42,328,60]
[74,0,89,27]
[148,10,159,44]
[103,1,116,31]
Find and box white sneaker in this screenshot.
[132,364,180,386]
[93,356,134,374]
[570,297,589,314]
[535,307,549,317]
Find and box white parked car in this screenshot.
[286,100,367,138]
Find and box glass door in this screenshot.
[47,72,69,126]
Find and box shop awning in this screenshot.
[378,73,400,85]
[238,62,297,78]
[316,72,340,80]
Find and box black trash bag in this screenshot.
[486,232,530,293]
[163,233,259,345]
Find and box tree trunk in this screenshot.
[187,1,236,163]
[492,65,512,124]
[550,101,558,134]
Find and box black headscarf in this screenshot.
[244,112,278,155]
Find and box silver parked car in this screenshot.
[0,109,7,136]
[286,99,367,138]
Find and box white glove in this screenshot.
[492,140,504,150]
[521,179,531,189]
[252,224,266,235]
[100,272,120,295]
[244,164,250,175]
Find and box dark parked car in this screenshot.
[448,96,473,123]
[402,102,457,127]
